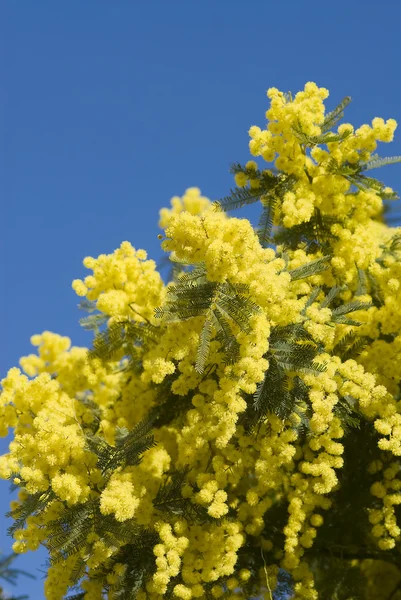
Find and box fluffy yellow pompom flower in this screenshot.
[100,473,141,522]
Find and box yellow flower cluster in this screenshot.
[249,82,328,174]
[246,82,397,230]
[1,83,400,599]
[72,241,166,323]
[369,460,401,550]
[99,471,142,522]
[149,519,246,597]
[158,187,214,230]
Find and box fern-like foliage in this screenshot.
[240,324,324,431]
[60,528,159,599]
[39,420,157,575]
[319,284,344,308]
[274,210,340,253]
[105,531,159,600]
[6,488,56,537]
[0,552,35,598]
[301,286,323,314]
[333,331,370,362]
[288,255,331,281]
[360,153,401,172]
[389,233,401,253]
[79,313,108,333]
[213,185,264,212]
[327,157,400,200]
[146,372,194,428]
[333,395,361,434]
[46,501,96,565]
[89,319,161,362]
[214,165,295,211]
[256,196,277,247]
[76,393,102,435]
[292,122,352,147]
[303,285,372,331]
[46,499,140,567]
[77,298,97,313]
[269,325,325,374]
[213,166,296,247]
[45,501,154,596]
[330,300,372,326]
[366,270,384,307]
[355,267,368,296]
[154,265,261,373]
[67,555,87,590]
[89,321,127,361]
[321,96,352,133]
[85,417,156,478]
[153,466,213,523]
[290,95,352,148]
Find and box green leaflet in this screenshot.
[89,319,161,361]
[154,265,261,374]
[6,488,56,537]
[288,255,331,281]
[240,323,325,431]
[321,96,352,133]
[292,123,352,147]
[360,154,401,172]
[85,416,156,477]
[153,466,212,524]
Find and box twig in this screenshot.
[128,303,152,325]
[260,545,273,600]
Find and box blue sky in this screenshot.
[1,1,401,598]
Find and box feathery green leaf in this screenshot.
[288,255,331,281]
[321,96,352,133]
[360,155,401,172]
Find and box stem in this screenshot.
[260,546,273,600]
[128,304,152,325]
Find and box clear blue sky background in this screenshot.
[1,2,401,598]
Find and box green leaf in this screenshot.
[256,199,276,247]
[301,287,323,317]
[90,320,161,362]
[320,285,344,308]
[321,96,352,133]
[86,417,155,476]
[355,268,368,296]
[333,332,369,361]
[6,489,55,536]
[212,187,262,212]
[155,266,260,377]
[79,313,108,332]
[288,255,331,281]
[154,467,212,523]
[77,298,97,313]
[292,123,352,147]
[89,322,126,361]
[212,309,240,365]
[330,316,362,326]
[331,300,372,317]
[360,155,401,172]
[195,315,214,374]
[252,356,290,422]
